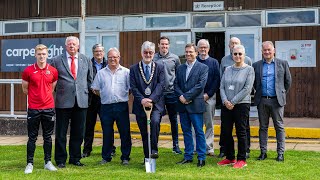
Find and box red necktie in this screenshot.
[70,56,76,79]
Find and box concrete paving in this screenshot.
[1,135,320,152]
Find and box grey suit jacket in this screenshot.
[253,58,292,107]
[51,53,93,108]
[175,61,208,113]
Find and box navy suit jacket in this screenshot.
[130,61,165,117]
[175,61,208,113]
[253,58,292,107]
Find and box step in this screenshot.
[94,122,320,139]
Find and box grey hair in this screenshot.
[65,36,79,46]
[197,39,210,49]
[229,37,241,45]
[92,44,104,53]
[107,47,121,56]
[233,44,246,54]
[262,41,275,48]
[141,41,155,53]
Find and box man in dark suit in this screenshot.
[51,36,93,168]
[175,43,208,167]
[253,41,292,162]
[82,44,116,158]
[130,41,165,160]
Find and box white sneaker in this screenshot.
[44,161,57,171]
[24,163,33,174]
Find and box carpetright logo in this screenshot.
[6,44,64,60]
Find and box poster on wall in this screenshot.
[275,40,316,67]
[1,38,65,72]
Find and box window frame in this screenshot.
[85,16,121,32]
[226,11,262,27]
[30,19,58,34]
[3,20,29,35]
[192,13,226,29]
[144,14,190,30]
[122,15,144,32]
[266,8,319,27]
[59,18,80,33]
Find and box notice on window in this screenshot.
[275,40,316,67]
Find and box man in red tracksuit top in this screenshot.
[22,44,58,174]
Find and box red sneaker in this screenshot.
[217,159,236,166]
[233,160,247,169]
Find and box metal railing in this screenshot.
[0,79,27,119]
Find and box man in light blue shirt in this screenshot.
[91,47,132,165]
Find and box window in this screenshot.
[85,36,98,58]
[161,32,191,63]
[227,13,261,27]
[193,14,225,28]
[85,33,119,59]
[4,21,28,34]
[266,9,318,26]
[101,34,119,52]
[86,17,120,31]
[123,16,143,31]
[32,21,57,33]
[0,22,2,35]
[60,18,79,32]
[145,14,188,30]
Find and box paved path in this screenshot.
[1,135,320,152]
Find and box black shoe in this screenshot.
[150,153,159,159]
[172,146,182,154]
[276,154,284,162]
[246,152,250,159]
[111,151,116,157]
[218,152,225,158]
[197,160,205,167]
[57,163,66,168]
[81,152,91,158]
[257,153,267,160]
[176,159,193,164]
[69,161,85,166]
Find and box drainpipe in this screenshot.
[79,0,86,55]
[37,0,40,16]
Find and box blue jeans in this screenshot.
[179,112,206,161]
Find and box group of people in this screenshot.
[21,35,291,174]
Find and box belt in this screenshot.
[262,96,277,99]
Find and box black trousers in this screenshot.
[27,108,55,164]
[164,93,179,147]
[221,103,250,161]
[136,108,161,158]
[219,109,251,153]
[54,104,87,164]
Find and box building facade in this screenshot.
[0,0,319,117]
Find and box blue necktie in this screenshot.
[145,65,150,81]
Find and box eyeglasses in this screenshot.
[107,56,119,60]
[143,51,154,55]
[233,53,243,56]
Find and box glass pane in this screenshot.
[228,14,261,27]
[60,19,79,32]
[230,34,255,61]
[164,35,189,63]
[85,36,97,58]
[123,16,143,30]
[268,11,315,25]
[146,16,186,28]
[102,36,118,52]
[86,18,119,31]
[4,22,28,33]
[193,15,224,28]
[32,21,56,32]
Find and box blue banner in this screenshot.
[1,38,65,72]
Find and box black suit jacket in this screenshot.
[89,57,108,106]
[174,61,208,113]
[130,61,165,117]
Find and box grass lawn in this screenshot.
[0,145,319,180]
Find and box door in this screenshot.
[225,28,261,62]
[226,28,262,117]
